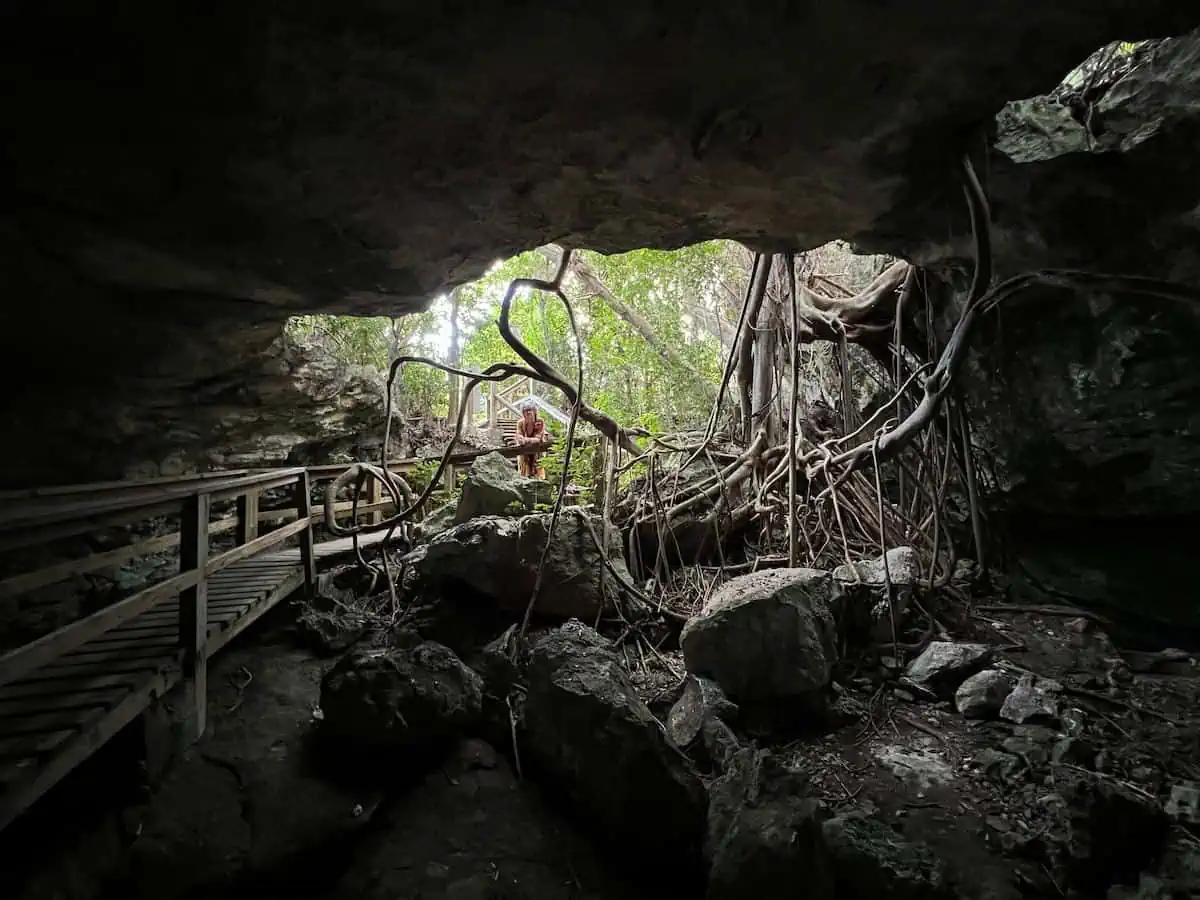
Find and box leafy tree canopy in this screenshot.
[289,241,744,431]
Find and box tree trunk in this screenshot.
[737,253,772,441]
[538,294,553,400]
[447,288,462,419]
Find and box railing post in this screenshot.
[236,489,259,545]
[179,492,209,745]
[443,463,455,495]
[295,471,317,596]
[487,382,496,429]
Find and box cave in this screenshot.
[3,2,1200,898]
[4,0,1199,643]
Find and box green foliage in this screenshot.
[406,459,440,494]
[286,315,391,368]
[286,241,743,448]
[397,361,448,418]
[391,309,450,417]
[459,243,730,431]
[541,425,597,505]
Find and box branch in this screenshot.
[517,255,586,644]
[785,251,800,566]
[812,155,1200,480]
[498,255,640,454]
[539,245,716,401]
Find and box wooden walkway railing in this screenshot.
[0,466,403,832]
[0,447,571,832]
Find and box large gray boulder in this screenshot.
[954,669,1015,719]
[454,451,551,523]
[319,641,482,757]
[667,675,741,766]
[904,642,993,698]
[680,568,837,705]
[519,622,706,861]
[822,813,954,900]
[400,507,629,620]
[706,748,834,900]
[833,545,921,642]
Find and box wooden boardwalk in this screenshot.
[0,510,388,832]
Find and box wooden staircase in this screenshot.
[497,416,520,445]
[487,378,531,446]
[483,377,571,446]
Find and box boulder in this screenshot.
[904,642,993,698]
[519,621,706,862]
[319,642,482,758]
[1061,774,1171,896]
[667,675,741,770]
[835,545,920,586]
[999,673,1061,725]
[681,568,837,706]
[705,749,834,900]
[412,501,456,542]
[833,546,921,643]
[822,813,953,900]
[454,451,551,523]
[294,593,370,656]
[400,508,629,620]
[1165,781,1200,825]
[954,669,1015,719]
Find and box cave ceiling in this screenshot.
[1,1,1197,485]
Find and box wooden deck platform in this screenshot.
[0,528,389,831]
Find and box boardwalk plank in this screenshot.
[0,528,368,831]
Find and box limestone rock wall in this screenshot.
[1,0,1194,484]
[917,33,1200,638]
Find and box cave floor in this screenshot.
[5,608,654,900]
[5,590,1200,900]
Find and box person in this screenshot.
[514,401,550,478]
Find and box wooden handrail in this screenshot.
[205,517,310,576]
[0,495,405,600]
[0,468,306,534]
[0,470,254,502]
[0,446,591,691]
[0,499,202,555]
[0,564,202,689]
[299,445,543,479]
[0,488,312,690]
[0,517,239,600]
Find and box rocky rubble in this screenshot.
[954,669,1015,719]
[903,641,993,698]
[833,545,921,643]
[658,548,1200,898]
[14,513,1200,900]
[277,520,1200,900]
